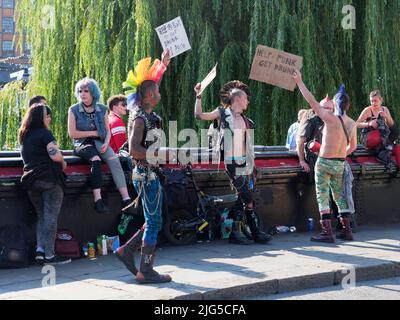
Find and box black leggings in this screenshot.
[74,139,102,189]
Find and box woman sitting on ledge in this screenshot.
[356,90,399,150]
[68,78,133,214]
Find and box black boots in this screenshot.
[336,217,354,241]
[245,209,272,244]
[311,219,335,243]
[136,245,172,284]
[114,226,144,276]
[229,220,253,245]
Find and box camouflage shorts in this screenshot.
[315,157,350,214]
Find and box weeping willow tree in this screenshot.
[0,81,26,150]
[0,0,398,150]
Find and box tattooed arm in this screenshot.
[47,141,67,171]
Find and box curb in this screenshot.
[173,261,400,300]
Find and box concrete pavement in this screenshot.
[0,225,399,300]
[248,277,400,300]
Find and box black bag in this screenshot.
[118,149,133,173]
[0,225,29,269]
[162,168,189,210]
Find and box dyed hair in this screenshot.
[29,95,47,107]
[18,104,52,144]
[334,93,350,113]
[107,95,127,111]
[74,78,101,105]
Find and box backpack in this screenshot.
[162,168,190,211]
[55,229,81,258]
[0,225,29,269]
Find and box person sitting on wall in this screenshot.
[108,95,129,153]
[68,78,134,215]
[356,90,399,166]
[286,109,307,151]
[296,109,324,173]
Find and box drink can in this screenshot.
[307,218,314,232]
[102,235,108,256]
[88,243,96,259]
[82,245,88,257]
[249,177,254,190]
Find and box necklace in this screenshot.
[82,102,93,109]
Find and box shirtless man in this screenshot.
[293,70,357,243]
[194,81,271,245]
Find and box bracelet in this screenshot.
[196,95,202,99]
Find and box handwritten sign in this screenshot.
[249,45,303,91]
[155,16,191,58]
[199,64,218,95]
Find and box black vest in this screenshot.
[128,106,163,151]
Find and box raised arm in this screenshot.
[293,70,331,122]
[68,109,99,139]
[156,49,171,86]
[193,83,220,121]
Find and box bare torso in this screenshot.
[225,113,247,158]
[320,114,356,158]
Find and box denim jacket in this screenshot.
[70,102,107,146]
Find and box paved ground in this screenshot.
[0,225,399,300]
[248,277,400,300]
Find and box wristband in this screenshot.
[196,95,202,99]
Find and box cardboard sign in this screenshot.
[199,64,218,95]
[249,45,303,91]
[155,16,191,58]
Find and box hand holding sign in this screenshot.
[161,49,171,67]
[198,64,218,96]
[249,45,303,91]
[156,16,191,58]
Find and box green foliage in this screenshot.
[0,0,398,150]
[0,81,27,150]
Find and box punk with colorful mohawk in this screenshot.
[123,51,170,109]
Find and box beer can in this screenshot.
[307,218,314,232]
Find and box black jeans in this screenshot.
[225,163,253,207]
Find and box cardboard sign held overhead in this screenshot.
[199,64,218,95]
[155,16,191,58]
[249,45,303,91]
